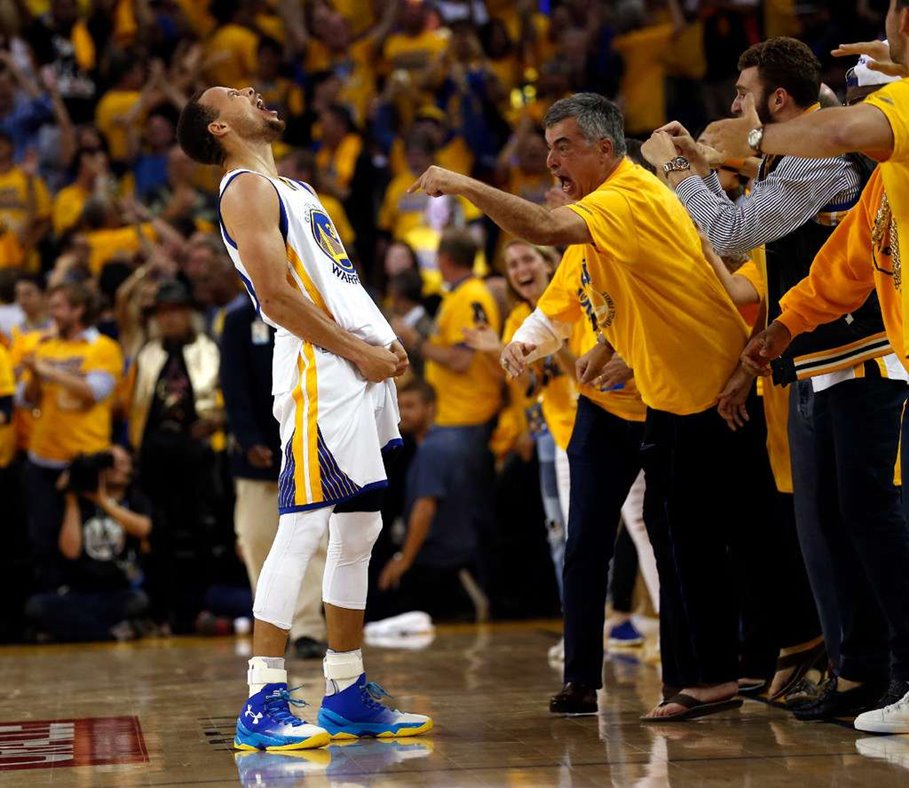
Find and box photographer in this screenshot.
[24,445,152,642]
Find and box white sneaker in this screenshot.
[854,685,909,734]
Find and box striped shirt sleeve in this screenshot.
[675,155,863,258]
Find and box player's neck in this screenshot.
[224,142,279,178]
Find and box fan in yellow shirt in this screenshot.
[0,342,14,469]
[202,8,259,89]
[411,93,768,720]
[381,2,448,75]
[0,133,51,271]
[314,105,363,201]
[21,283,123,466]
[94,54,146,167]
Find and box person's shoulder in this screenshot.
[91,332,124,356]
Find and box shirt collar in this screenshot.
[594,157,633,191]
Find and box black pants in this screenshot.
[642,397,769,687]
[790,377,909,682]
[25,588,148,642]
[562,397,643,688]
[24,461,66,592]
[610,524,639,615]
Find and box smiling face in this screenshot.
[504,243,553,306]
[545,117,616,200]
[200,86,286,147]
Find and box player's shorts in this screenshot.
[273,342,401,515]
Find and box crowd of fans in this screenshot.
[0,0,897,668]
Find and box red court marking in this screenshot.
[0,716,148,772]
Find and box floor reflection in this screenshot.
[234,739,434,787]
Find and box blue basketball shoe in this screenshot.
[317,675,433,739]
[234,683,331,751]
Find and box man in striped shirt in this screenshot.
[646,36,909,723]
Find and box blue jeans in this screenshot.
[535,429,566,600]
[789,377,909,682]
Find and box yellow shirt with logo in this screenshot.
[426,276,503,427]
[538,245,647,424]
[862,79,909,357]
[382,29,448,74]
[551,159,748,415]
[28,330,124,463]
[0,343,14,468]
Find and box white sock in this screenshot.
[323,649,363,695]
[248,656,286,697]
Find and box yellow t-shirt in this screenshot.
[550,158,748,415]
[53,183,91,236]
[425,276,503,427]
[28,330,124,463]
[0,343,14,468]
[95,89,142,162]
[315,133,363,190]
[382,29,448,74]
[0,167,52,270]
[203,24,259,88]
[538,246,647,424]
[84,223,156,276]
[863,79,909,357]
[390,134,474,179]
[613,23,674,134]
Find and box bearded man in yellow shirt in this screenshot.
[410,93,768,722]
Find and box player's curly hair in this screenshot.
[177,91,226,166]
[737,38,821,109]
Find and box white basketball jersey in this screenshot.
[218,169,396,393]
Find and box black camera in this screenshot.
[67,451,115,493]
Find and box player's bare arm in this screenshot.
[408,166,593,247]
[221,173,400,382]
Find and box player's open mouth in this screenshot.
[558,176,573,192]
[256,98,277,115]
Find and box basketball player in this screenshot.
[177,87,432,750]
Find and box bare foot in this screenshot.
[643,681,739,719]
[767,636,824,697]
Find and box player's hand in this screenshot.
[247,445,274,468]
[389,340,409,377]
[741,321,792,377]
[576,342,613,386]
[590,352,633,391]
[707,94,762,161]
[832,40,909,78]
[500,341,536,379]
[407,165,468,198]
[356,343,400,382]
[717,365,755,431]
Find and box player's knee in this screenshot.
[329,511,382,562]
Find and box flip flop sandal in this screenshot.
[769,642,827,701]
[738,679,769,696]
[641,693,744,722]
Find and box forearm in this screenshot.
[262,285,385,364]
[400,500,436,565]
[761,105,893,160]
[47,370,96,405]
[511,308,572,362]
[421,340,472,372]
[459,178,564,245]
[58,496,82,559]
[100,498,152,539]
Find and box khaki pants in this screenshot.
[234,478,326,641]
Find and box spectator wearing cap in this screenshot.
[18,280,123,590]
[127,279,223,632]
[219,295,328,660]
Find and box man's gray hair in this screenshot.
[543,93,627,157]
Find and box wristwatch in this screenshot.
[662,156,691,175]
[747,126,765,155]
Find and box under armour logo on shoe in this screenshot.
[245,705,263,725]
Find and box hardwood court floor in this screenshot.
[2,621,909,786]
